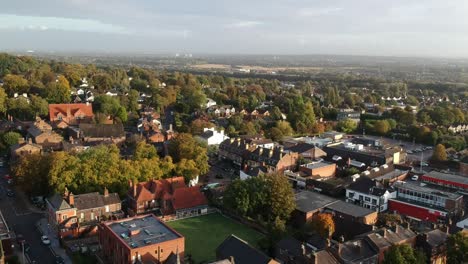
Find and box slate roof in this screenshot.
[335,239,377,263]
[286,143,326,157]
[347,177,388,197]
[73,192,121,210]
[200,130,214,139]
[325,200,376,218]
[295,191,337,213]
[216,235,273,264]
[423,229,448,247]
[79,123,125,138]
[27,126,44,138]
[172,186,208,210]
[248,147,287,166]
[363,226,417,249]
[48,193,71,210]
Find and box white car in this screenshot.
[411,175,419,181]
[41,235,51,245]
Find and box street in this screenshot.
[0,168,56,264]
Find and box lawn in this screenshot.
[167,213,265,263]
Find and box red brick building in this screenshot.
[99,215,184,264]
[127,177,208,217]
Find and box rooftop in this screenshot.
[393,181,463,200]
[106,215,182,249]
[301,161,335,170]
[325,200,376,218]
[216,235,273,264]
[295,191,337,213]
[424,171,468,185]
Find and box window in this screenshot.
[80,213,84,219]
[359,195,363,201]
[62,215,67,220]
[365,197,371,202]
[348,192,355,198]
[372,199,377,205]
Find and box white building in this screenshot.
[198,127,229,145]
[345,177,396,212]
[205,98,217,109]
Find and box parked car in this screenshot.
[411,175,419,181]
[41,235,51,245]
[55,256,65,264]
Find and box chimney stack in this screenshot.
[133,182,137,197]
[104,187,109,197]
[68,192,74,206]
[301,243,306,256]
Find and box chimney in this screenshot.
[229,256,235,264]
[68,192,74,206]
[129,179,133,188]
[245,143,250,150]
[259,148,264,155]
[301,243,306,256]
[28,137,32,144]
[133,182,137,197]
[383,229,387,238]
[338,243,343,256]
[63,187,69,198]
[104,187,109,197]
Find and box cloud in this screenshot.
[0,14,127,34]
[298,7,343,17]
[225,21,263,28]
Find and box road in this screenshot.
[0,168,56,264]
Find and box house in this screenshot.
[73,123,125,145]
[239,166,267,180]
[346,177,396,212]
[127,177,208,217]
[205,98,217,108]
[216,235,279,264]
[293,191,378,238]
[275,237,338,264]
[33,118,52,132]
[329,238,378,264]
[48,103,94,128]
[208,105,236,117]
[27,126,63,150]
[285,143,327,161]
[388,181,464,223]
[219,138,257,167]
[99,214,184,264]
[105,89,119,97]
[416,228,448,264]
[336,109,361,122]
[357,225,417,263]
[10,141,42,160]
[245,146,299,173]
[197,128,229,146]
[46,188,122,239]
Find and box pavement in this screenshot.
[36,218,73,264]
[0,167,67,264]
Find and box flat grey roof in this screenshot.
[325,200,375,218]
[302,161,334,170]
[425,171,468,185]
[394,181,463,200]
[295,191,337,213]
[107,215,180,248]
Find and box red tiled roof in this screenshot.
[49,103,94,121]
[132,177,186,202]
[172,186,208,210]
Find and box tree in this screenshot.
[383,244,425,264]
[223,180,250,216]
[29,95,49,117]
[431,144,447,162]
[2,131,21,147]
[3,74,29,95]
[374,120,391,135]
[336,119,357,133]
[262,173,296,222]
[267,127,284,142]
[0,88,7,114]
[45,76,71,103]
[310,213,335,239]
[11,153,51,195]
[447,232,468,264]
[168,133,209,176]
[133,141,157,161]
[275,121,294,136]
[175,159,200,183]
[93,95,128,123]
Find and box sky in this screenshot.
[1,0,468,57]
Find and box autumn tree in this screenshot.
[3,74,29,95]
[45,75,71,103]
[383,244,426,264]
[431,144,447,162]
[0,88,7,115]
[11,153,51,195]
[310,213,335,239]
[133,141,158,161]
[168,133,209,176]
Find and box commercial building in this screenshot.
[99,215,184,264]
[388,181,464,223]
[421,171,468,192]
[346,176,396,212]
[324,141,404,166]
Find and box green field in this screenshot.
[167,213,265,263]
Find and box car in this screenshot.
[41,235,51,245]
[411,175,419,181]
[426,146,433,150]
[16,234,25,245]
[406,150,413,154]
[55,256,65,264]
[6,190,14,197]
